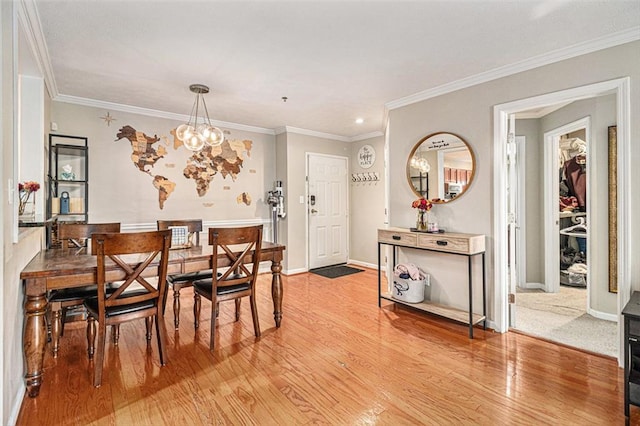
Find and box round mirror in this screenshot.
[406,132,475,203]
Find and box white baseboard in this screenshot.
[284,267,307,276]
[347,259,381,270]
[588,308,618,322]
[521,282,545,290]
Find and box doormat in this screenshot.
[309,264,364,279]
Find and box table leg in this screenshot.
[271,259,283,327]
[23,288,48,397]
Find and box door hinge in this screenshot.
[508,293,515,304]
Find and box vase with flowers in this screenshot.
[411,197,432,231]
[18,181,40,218]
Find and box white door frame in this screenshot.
[543,117,591,296]
[305,152,349,270]
[493,78,630,367]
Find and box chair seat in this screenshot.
[193,278,251,298]
[84,290,156,318]
[167,270,213,284]
[49,284,118,303]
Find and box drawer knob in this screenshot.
[437,240,448,246]
[392,235,401,240]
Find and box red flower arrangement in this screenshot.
[411,197,432,211]
[18,181,40,215]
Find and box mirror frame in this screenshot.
[406,132,476,203]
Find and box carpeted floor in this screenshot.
[515,286,618,357]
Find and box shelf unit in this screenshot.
[377,227,486,338]
[409,172,429,198]
[47,134,88,246]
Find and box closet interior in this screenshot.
[558,131,587,287]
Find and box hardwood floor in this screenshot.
[17,267,632,425]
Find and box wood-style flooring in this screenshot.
[17,267,633,425]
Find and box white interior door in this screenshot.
[308,154,348,269]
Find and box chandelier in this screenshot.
[175,84,224,151]
[410,154,431,173]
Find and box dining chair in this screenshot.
[47,222,121,358]
[157,219,213,330]
[84,229,171,387]
[193,225,263,350]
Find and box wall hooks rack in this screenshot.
[351,172,379,183]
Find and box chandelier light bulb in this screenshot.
[205,126,225,146]
[176,124,192,141]
[184,133,205,151]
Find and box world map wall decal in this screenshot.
[116,125,253,210]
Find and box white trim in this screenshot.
[54,94,275,135]
[588,308,618,323]
[387,27,639,111]
[277,125,350,142]
[350,131,384,142]
[121,218,271,232]
[515,136,526,291]
[284,267,307,275]
[17,0,57,98]
[348,259,382,271]
[522,282,545,291]
[494,77,630,368]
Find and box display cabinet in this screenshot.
[47,134,88,245]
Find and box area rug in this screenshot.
[309,264,364,279]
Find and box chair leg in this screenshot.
[87,316,96,359]
[209,296,217,351]
[250,295,261,338]
[194,293,201,329]
[145,317,153,341]
[112,325,120,346]
[155,314,167,366]
[93,322,107,387]
[234,299,241,322]
[60,307,67,337]
[173,287,181,330]
[51,308,62,358]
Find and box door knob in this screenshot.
[311,209,318,214]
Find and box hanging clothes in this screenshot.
[563,156,587,208]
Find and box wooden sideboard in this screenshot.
[377,227,486,338]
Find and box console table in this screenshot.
[377,227,486,338]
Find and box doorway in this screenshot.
[307,153,349,270]
[493,78,630,366]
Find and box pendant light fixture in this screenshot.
[176,84,225,151]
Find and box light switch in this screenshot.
[299,195,304,204]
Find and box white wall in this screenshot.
[387,41,640,320]
[50,102,277,225]
[349,136,386,268]
[279,132,351,273]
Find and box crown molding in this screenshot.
[53,94,276,135]
[386,26,640,111]
[277,126,351,142]
[18,0,58,98]
[350,131,384,142]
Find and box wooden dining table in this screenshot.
[19,241,285,397]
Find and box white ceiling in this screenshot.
[27,0,640,139]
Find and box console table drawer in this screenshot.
[417,233,485,255]
[378,230,417,247]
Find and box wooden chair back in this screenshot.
[91,230,171,315]
[58,222,121,250]
[157,219,203,246]
[210,225,263,290]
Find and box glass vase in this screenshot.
[416,209,428,231]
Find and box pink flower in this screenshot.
[411,197,432,211]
